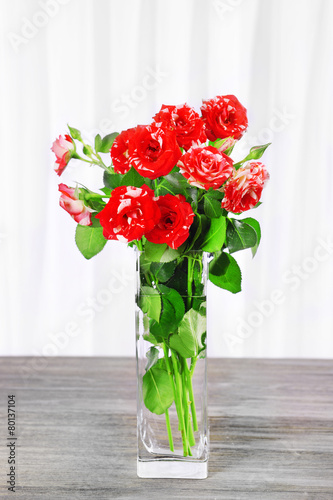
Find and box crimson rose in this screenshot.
[153,103,206,151]
[128,123,182,179]
[110,128,136,174]
[200,95,248,142]
[178,145,234,190]
[96,185,160,242]
[221,161,269,213]
[145,194,195,249]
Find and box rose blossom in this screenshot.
[200,95,248,142]
[178,145,234,190]
[145,194,195,249]
[218,137,237,153]
[52,135,75,176]
[153,104,206,151]
[128,123,182,179]
[110,128,136,174]
[58,184,92,226]
[221,161,269,213]
[96,185,160,242]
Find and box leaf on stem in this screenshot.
[143,364,174,415]
[169,309,206,358]
[75,222,107,259]
[95,132,119,153]
[201,216,227,252]
[226,219,258,254]
[209,252,242,293]
[68,125,82,141]
[139,286,162,322]
[145,346,160,372]
[241,217,261,257]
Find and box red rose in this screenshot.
[128,123,182,180]
[96,185,160,242]
[178,145,234,190]
[145,194,195,249]
[58,184,92,226]
[51,135,75,176]
[200,95,248,142]
[221,161,269,213]
[110,128,136,174]
[153,104,206,150]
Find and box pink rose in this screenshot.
[221,161,269,213]
[178,145,234,190]
[52,135,75,176]
[58,184,92,225]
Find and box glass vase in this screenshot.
[136,249,209,479]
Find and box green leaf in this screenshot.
[83,144,94,156]
[139,286,162,322]
[201,216,227,252]
[204,194,222,218]
[122,166,146,187]
[158,285,185,325]
[100,187,111,196]
[160,247,181,262]
[145,346,160,372]
[151,261,177,283]
[68,125,82,141]
[209,252,242,293]
[226,219,258,254]
[75,223,107,259]
[144,241,168,262]
[95,134,102,153]
[234,143,271,169]
[96,132,118,153]
[186,213,209,251]
[169,308,206,358]
[103,171,123,189]
[206,188,224,200]
[242,217,261,256]
[150,285,185,338]
[142,365,174,415]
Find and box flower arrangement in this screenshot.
[52,94,270,460]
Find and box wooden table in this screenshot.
[0,357,332,499]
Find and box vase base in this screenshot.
[137,459,208,479]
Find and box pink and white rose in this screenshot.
[52,135,75,176]
[221,161,269,213]
[58,183,92,225]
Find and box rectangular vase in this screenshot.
[136,249,209,479]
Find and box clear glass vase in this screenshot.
[136,249,209,479]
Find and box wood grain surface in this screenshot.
[0,357,332,499]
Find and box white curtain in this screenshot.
[1,0,333,358]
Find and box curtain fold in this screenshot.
[1,0,332,357]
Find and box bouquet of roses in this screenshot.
[52,94,269,457]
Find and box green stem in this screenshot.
[187,256,194,310]
[182,360,195,451]
[184,358,198,432]
[164,409,174,452]
[170,350,188,456]
[84,193,107,201]
[75,155,111,172]
[162,343,178,450]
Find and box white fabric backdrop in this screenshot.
[1,0,333,358]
